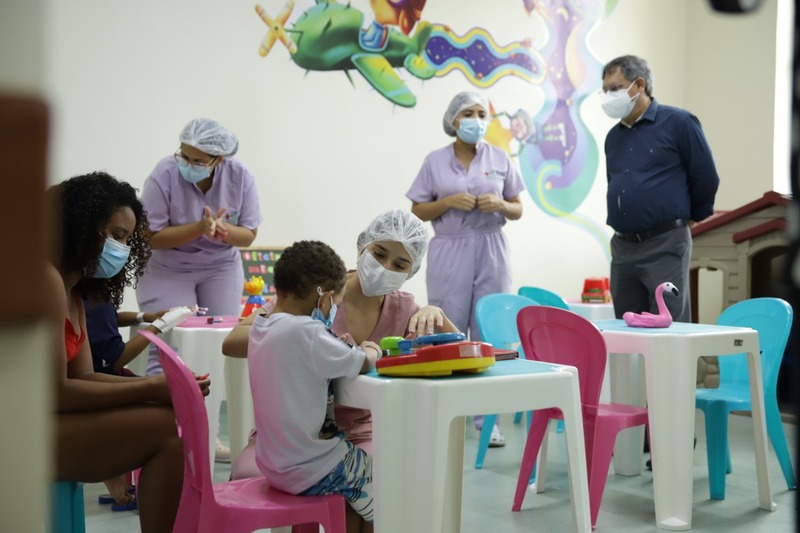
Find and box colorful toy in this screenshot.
[376,332,495,377]
[622,282,678,328]
[581,277,612,303]
[241,276,267,318]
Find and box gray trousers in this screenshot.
[610,225,692,322]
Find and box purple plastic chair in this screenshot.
[139,330,347,533]
[512,307,649,529]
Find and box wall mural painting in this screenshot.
[255,0,618,259]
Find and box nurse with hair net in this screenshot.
[223,209,459,483]
[407,91,525,446]
[137,117,262,460]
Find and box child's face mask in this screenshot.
[311,286,337,328]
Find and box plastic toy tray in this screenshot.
[376,341,495,377]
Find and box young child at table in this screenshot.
[248,240,380,532]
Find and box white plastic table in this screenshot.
[566,301,615,321]
[333,358,592,533]
[593,319,776,530]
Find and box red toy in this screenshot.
[581,277,612,303]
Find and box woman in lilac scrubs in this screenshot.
[136,118,262,374]
[406,92,525,444]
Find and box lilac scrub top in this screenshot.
[406,141,525,235]
[142,155,263,271]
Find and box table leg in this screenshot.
[746,350,777,512]
[369,385,454,533]
[643,345,698,530]
[224,357,254,464]
[560,369,592,533]
[442,416,465,533]
[609,352,646,475]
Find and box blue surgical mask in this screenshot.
[177,158,213,183]
[311,287,337,329]
[93,237,130,278]
[456,118,487,144]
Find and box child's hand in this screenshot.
[194,373,211,397]
[359,340,381,371]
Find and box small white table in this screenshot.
[566,301,615,321]
[333,358,592,533]
[593,319,775,530]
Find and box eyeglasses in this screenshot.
[174,149,217,168]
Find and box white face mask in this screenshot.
[601,81,639,119]
[357,250,408,297]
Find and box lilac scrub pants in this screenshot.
[425,227,511,430]
[136,257,244,375]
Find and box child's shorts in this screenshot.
[300,441,374,522]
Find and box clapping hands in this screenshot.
[200,206,228,241]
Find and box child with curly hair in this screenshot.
[248,240,380,533]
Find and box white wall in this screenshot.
[43,0,785,308]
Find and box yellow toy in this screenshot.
[242,276,266,317]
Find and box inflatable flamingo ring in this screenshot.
[623,282,679,328]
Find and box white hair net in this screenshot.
[179,118,239,157]
[356,209,430,278]
[442,91,489,137]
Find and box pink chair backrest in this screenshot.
[516,306,606,414]
[138,330,212,505]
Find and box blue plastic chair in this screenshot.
[695,297,796,499]
[474,293,537,469]
[51,481,86,533]
[517,286,570,310]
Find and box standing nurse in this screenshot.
[137,117,263,375]
[407,91,524,340]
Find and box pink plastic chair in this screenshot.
[512,307,649,529]
[139,330,347,533]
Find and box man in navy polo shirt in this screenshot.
[601,55,720,322]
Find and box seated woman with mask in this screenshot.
[223,209,459,477]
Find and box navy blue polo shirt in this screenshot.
[604,99,719,234]
[84,298,125,374]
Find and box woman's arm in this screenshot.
[215,224,257,247]
[112,324,162,370]
[411,194,476,222]
[475,193,523,220]
[49,269,172,412]
[149,222,208,249]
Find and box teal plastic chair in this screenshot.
[695,297,796,499]
[474,293,537,469]
[51,481,86,533]
[517,286,570,310]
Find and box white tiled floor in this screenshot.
[83,403,797,532]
